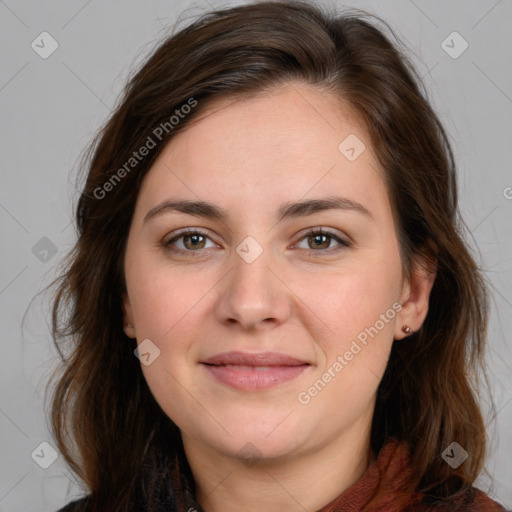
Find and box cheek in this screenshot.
[292,266,400,429]
[127,254,210,340]
[126,257,218,402]
[301,264,400,336]
[126,260,215,428]
[293,254,402,376]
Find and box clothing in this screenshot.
[57,439,509,512]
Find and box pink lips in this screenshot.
[200,351,310,391]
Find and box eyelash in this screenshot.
[163,227,351,258]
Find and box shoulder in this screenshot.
[56,496,90,512]
[459,486,510,511]
[419,485,510,511]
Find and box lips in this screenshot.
[202,351,308,366]
[200,351,311,391]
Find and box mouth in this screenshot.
[200,351,311,391]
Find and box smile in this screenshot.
[202,364,310,390]
[200,351,311,391]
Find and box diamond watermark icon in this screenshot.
[236,236,263,264]
[31,31,59,59]
[338,134,366,162]
[32,237,58,263]
[134,338,161,366]
[442,441,468,469]
[237,442,263,466]
[441,32,468,59]
[31,441,58,469]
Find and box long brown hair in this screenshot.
[46,1,495,509]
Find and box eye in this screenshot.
[294,228,351,256]
[164,229,218,256]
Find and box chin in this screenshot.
[216,432,303,464]
[196,409,310,461]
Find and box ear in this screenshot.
[122,292,136,339]
[395,247,437,340]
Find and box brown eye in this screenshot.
[181,233,207,250]
[295,228,351,255]
[164,229,216,256]
[307,233,331,250]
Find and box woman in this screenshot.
[49,1,508,511]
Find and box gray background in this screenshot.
[0,1,511,510]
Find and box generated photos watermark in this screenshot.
[297,301,403,405]
[93,97,197,200]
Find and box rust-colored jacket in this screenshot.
[58,438,509,511]
[317,439,508,512]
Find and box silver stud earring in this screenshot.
[401,325,413,335]
[127,323,134,329]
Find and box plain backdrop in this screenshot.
[0,1,511,511]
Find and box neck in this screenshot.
[182,407,375,512]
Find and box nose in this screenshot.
[213,244,292,332]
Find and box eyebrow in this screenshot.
[143,195,374,224]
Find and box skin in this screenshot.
[122,82,436,512]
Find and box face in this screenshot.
[122,82,421,463]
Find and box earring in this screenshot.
[126,323,134,329]
[401,325,413,335]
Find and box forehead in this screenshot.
[135,83,390,224]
